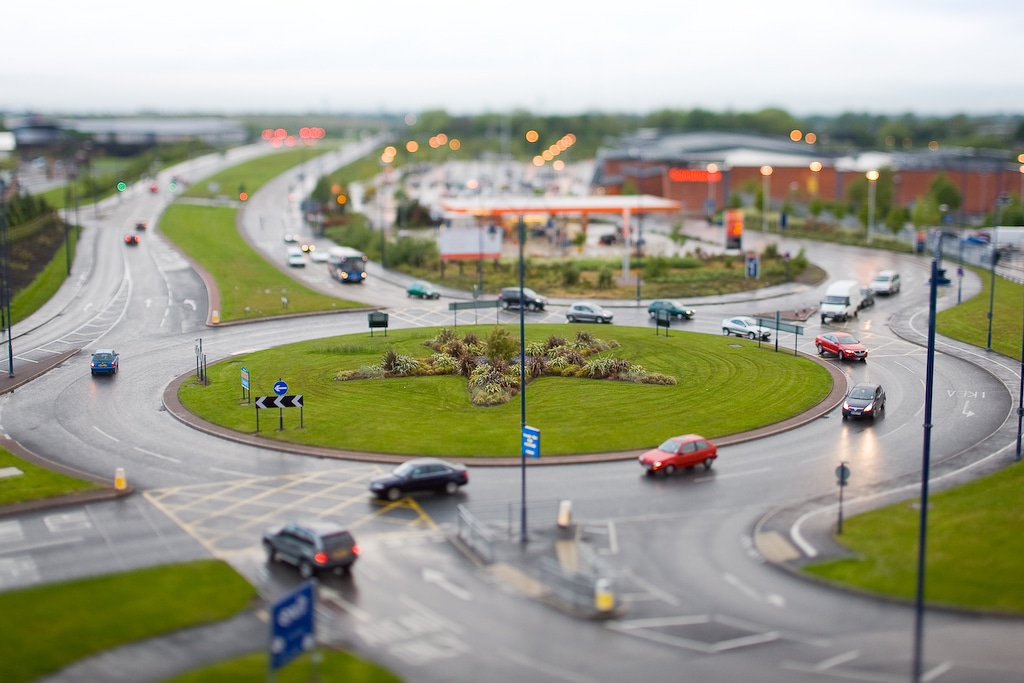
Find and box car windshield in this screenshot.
[835,334,859,344]
[93,353,113,361]
[849,387,875,399]
[824,295,849,305]
[393,462,417,477]
[657,438,680,452]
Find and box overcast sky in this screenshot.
[4,1,1022,118]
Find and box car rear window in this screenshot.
[321,531,354,550]
[93,353,113,361]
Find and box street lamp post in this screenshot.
[517,216,528,544]
[706,163,718,224]
[760,166,773,232]
[987,226,998,351]
[866,170,879,245]
[0,178,12,377]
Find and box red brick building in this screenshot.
[593,132,1021,220]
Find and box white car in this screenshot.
[721,316,771,341]
[566,301,613,324]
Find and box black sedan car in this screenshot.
[262,520,360,578]
[648,299,695,320]
[842,382,886,419]
[369,457,468,501]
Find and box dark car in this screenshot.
[598,233,618,245]
[843,382,886,419]
[134,221,147,230]
[90,349,119,375]
[407,280,441,299]
[639,434,717,476]
[859,287,875,309]
[648,300,695,320]
[124,234,140,245]
[369,457,468,501]
[498,286,547,311]
[262,520,360,578]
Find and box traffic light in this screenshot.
[116,181,127,192]
[929,267,951,286]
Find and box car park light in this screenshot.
[352,545,361,556]
[314,552,328,564]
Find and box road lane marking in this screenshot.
[93,426,119,442]
[134,446,181,463]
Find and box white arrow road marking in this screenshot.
[962,400,975,417]
[421,568,472,601]
[724,572,785,607]
[183,299,197,311]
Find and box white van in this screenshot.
[820,280,863,324]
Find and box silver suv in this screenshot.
[498,286,548,311]
[869,270,901,295]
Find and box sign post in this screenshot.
[241,366,250,404]
[522,425,540,459]
[836,461,851,534]
[268,580,316,680]
[273,380,288,431]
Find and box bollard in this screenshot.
[594,577,615,613]
[114,467,127,491]
[557,500,572,529]
[211,309,220,324]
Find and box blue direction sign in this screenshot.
[745,253,760,279]
[269,581,315,671]
[273,380,288,396]
[522,425,540,459]
[240,366,250,391]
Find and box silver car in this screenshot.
[721,316,771,341]
[566,301,614,324]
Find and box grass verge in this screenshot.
[166,651,404,683]
[936,264,1023,361]
[0,444,101,506]
[177,324,832,457]
[805,463,1024,612]
[159,203,362,322]
[0,560,256,683]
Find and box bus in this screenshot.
[326,246,368,283]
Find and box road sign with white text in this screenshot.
[269,581,315,671]
[522,425,540,458]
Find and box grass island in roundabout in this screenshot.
[177,324,833,458]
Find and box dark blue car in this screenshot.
[90,349,119,376]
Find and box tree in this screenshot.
[929,174,962,211]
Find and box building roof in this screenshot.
[438,194,680,216]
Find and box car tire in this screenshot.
[649,311,655,318]
[385,486,402,502]
[299,561,313,579]
[663,464,675,476]
[703,458,714,470]
[528,302,537,311]
[444,480,459,495]
[567,315,576,323]
[433,294,440,300]
[816,344,823,355]
[722,328,731,336]
[501,300,510,310]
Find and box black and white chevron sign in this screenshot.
[255,395,303,409]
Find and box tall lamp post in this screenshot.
[517,216,528,544]
[705,163,718,223]
[760,166,773,232]
[866,170,879,245]
[0,178,12,378]
[912,258,950,682]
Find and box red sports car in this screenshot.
[814,332,868,361]
[639,434,717,476]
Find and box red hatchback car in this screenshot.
[639,434,717,476]
[814,332,868,361]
